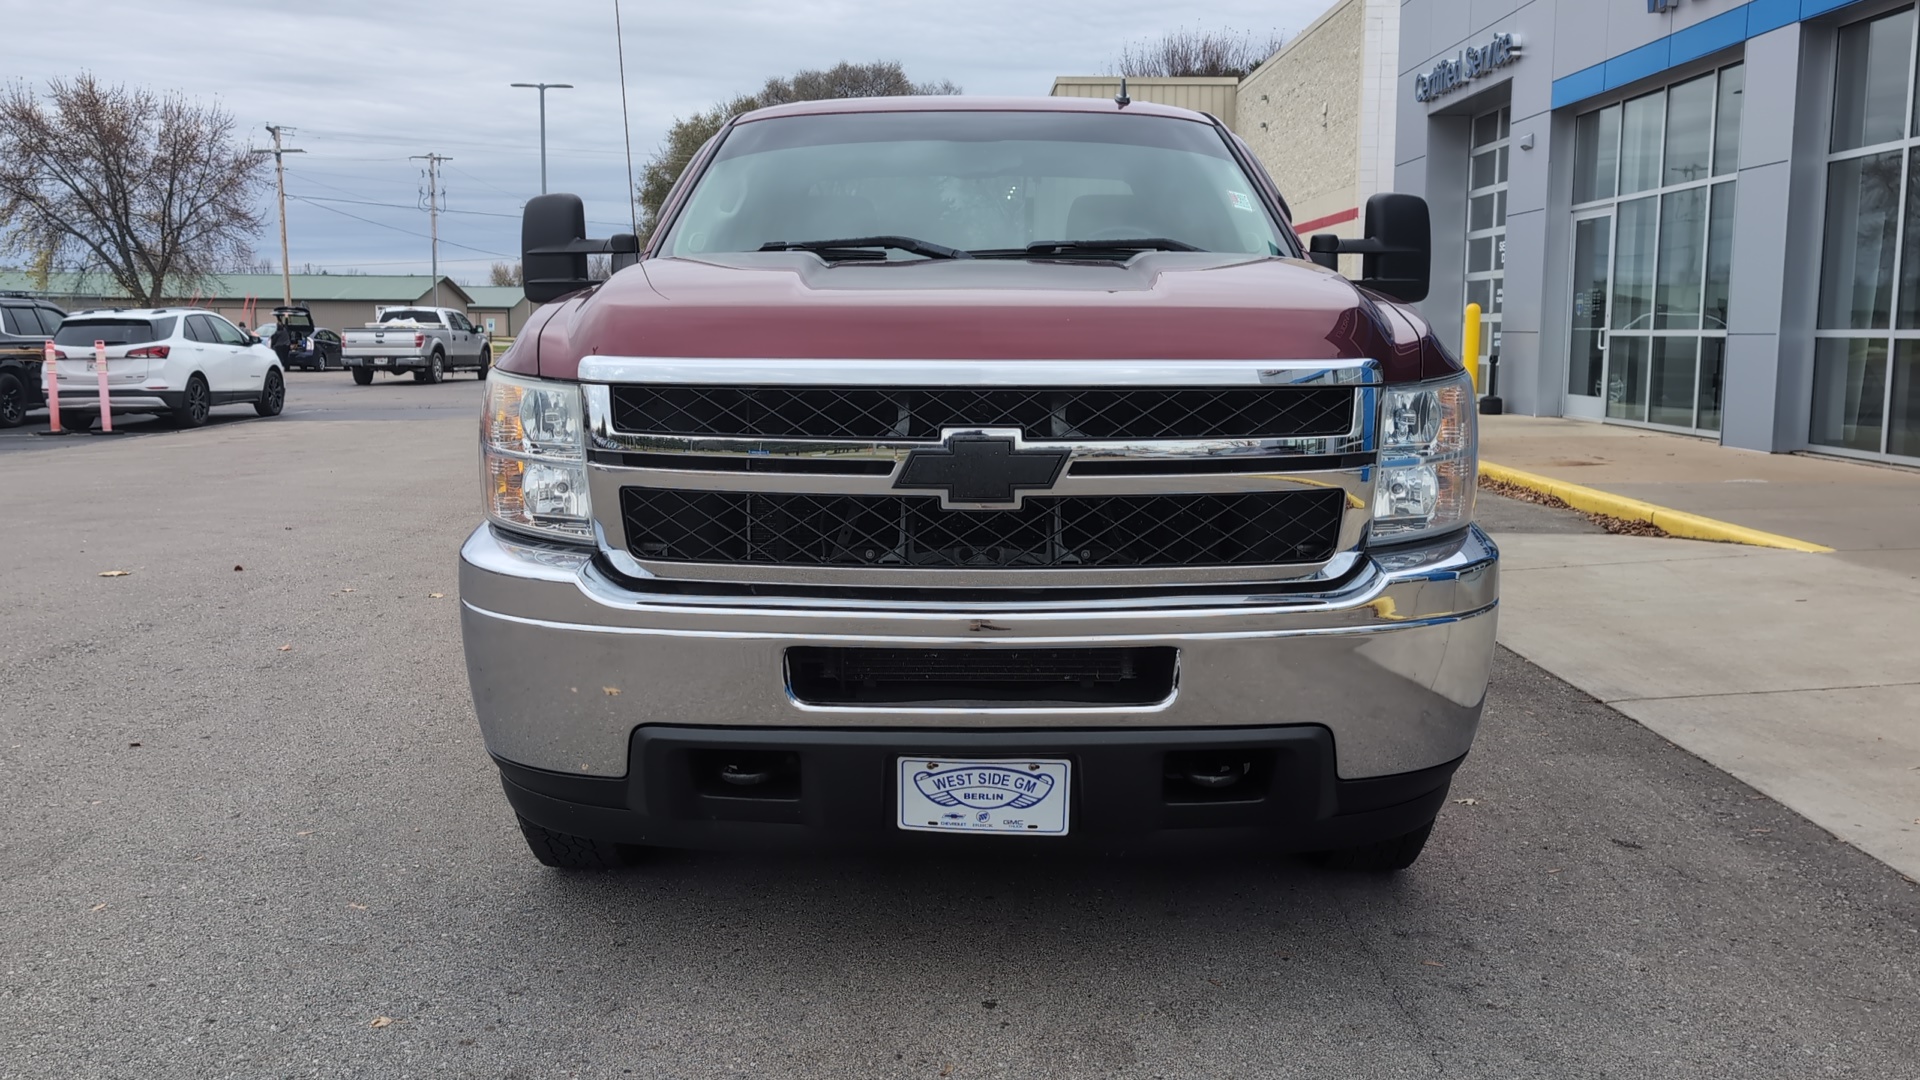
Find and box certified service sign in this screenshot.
[1416,32,1521,104]
[898,758,1071,836]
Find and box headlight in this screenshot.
[482,372,592,541]
[1371,371,1475,544]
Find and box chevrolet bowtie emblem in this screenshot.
[894,431,1069,509]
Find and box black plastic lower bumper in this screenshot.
[495,725,1460,855]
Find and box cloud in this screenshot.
[14,0,1331,280]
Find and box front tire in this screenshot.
[514,815,636,870]
[254,367,285,417]
[171,375,211,427]
[351,368,374,386]
[0,372,25,428]
[1310,820,1436,873]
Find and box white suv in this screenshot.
[50,308,285,428]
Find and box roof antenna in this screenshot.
[1115,76,1131,108]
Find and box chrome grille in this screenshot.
[619,488,1346,569]
[608,386,1356,441]
[581,357,1380,586]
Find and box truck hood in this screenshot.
[520,253,1456,383]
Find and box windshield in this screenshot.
[379,309,440,324]
[54,318,171,346]
[663,111,1292,259]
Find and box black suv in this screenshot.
[0,293,67,428]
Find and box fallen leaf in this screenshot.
[90,903,107,912]
[981,999,997,1009]
[1421,960,1444,968]
[348,903,368,911]
[428,592,445,599]
[1546,868,1563,874]
[1206,977,1223,987]
[369,1016,391,1029]
[940,1066,953,1078]
[339,588,355,594]
[297,830,315,837]
[98,570,131,577]
[278,644,292,652]
[233,565,244,572]
[1452,797,1480,806]
[603,687,621,697]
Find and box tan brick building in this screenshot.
[1051,0,1401,255]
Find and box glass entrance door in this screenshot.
[1566,212,1613,419]
[1562,64,1742,432]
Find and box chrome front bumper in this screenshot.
[459,525,1498,781]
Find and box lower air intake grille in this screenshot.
[788,647,1178,706]
[619,488,1346,569]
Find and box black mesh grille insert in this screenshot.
[609,386,1355,441]
[620,488,1346,569]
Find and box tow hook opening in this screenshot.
[1162,750,1275,804]
[690,749,801,801]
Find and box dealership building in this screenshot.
[1399,0,1920,463]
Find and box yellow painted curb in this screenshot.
[1479,462,1835,553]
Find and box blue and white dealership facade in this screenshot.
[1399,0,1920,462]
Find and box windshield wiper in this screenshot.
[759,236,971,260]
[970,239,1204,259]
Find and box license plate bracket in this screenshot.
[897,757,1071,836]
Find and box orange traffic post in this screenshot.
[43,339,68,433]
[1462,303,1483,394]
[93,339,112,433]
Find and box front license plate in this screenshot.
[897,758,1071,836]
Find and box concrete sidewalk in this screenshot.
[1480,415,1920,573]
[1476,419,1920,880]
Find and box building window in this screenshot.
[1568,64,1743,434]
[1814,6,1920,461]
[1465,106,1509,375]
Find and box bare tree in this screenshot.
[1113,28,1286,79]
[488,261,523,287]
[0,75,268,306]
[587,253,612,282]
[636,61,959,240]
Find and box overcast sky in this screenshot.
[17,0,1335,284]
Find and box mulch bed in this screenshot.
[1478,474,1670,537]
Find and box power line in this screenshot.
[445,164,523,199]
[290,191,521,219]
[285,195,512,258]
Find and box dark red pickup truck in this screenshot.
[461,96,1496,872]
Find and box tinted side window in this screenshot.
[208,316,248,345]
[184,315,214,343]
[33,307,65,335]
[0,306,17,335]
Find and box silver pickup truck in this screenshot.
[341,306,491,385]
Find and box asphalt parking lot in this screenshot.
[3,378,1916,1079]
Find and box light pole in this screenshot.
[510,82,573,194]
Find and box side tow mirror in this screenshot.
[524,196,644,303]
[1307,193,1431,303]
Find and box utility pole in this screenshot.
[412,152,452,306]
[252,125,304,307]
[509,83,573,193]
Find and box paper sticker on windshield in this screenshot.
[1227,191,1255,212]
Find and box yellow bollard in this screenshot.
[1462,303,1482,394]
